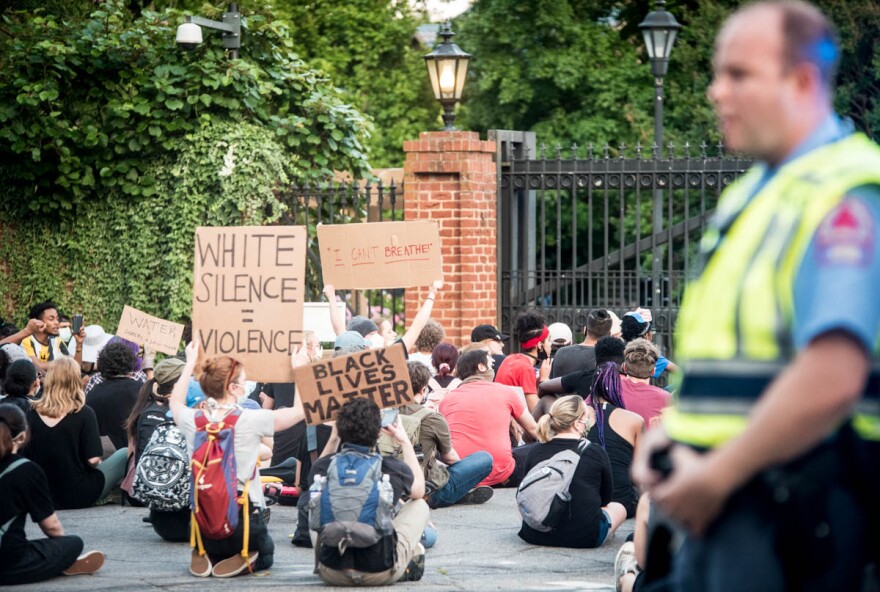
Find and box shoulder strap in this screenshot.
[427,377,443,392]
[409,407,432,423]
[576,439,590,454]
[0,458,28,480]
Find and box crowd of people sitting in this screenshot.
[0,290,675,587]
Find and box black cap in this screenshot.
[471,324,509,343]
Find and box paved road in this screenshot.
[20,489,631,591]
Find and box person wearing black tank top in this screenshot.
[587,362,644,518]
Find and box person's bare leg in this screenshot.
[604,501,628,537]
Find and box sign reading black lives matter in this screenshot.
[293,346,413,425]
[192,226,306,383]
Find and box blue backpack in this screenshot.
[308,445,395,554]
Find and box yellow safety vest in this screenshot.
[665,133,880,447]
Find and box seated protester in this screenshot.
[620,339,672,427]
[2,359,39,415]
[536,336,626,417]
[440,349,538,488]
[550,309,612,379]
[24,357,128,509]
[614,493,651,592]
[0,343,30,393]
[86,341,142,451]
[587,363,643,518]
[84,336,147,397]
[495,310,553,413]
[19,303,85,375]
[470,324,508,377]
[78,325,112,384]
[125,358,187,465]
[124,358,193,542]
[547,322,573,358]
[308,397,430,586]
[169,341,307,578]
[424,342,461,411]
[620,311,678,379]
[403,362,493,507]
[0,404,105,585]
[409,320,445,372]
[325,281,442,355]
[261,382,305,467]
[518,395,626,548]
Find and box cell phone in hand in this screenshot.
[381,408,399,428]
[72,314,84,335]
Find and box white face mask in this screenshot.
[368,334,385,350]
[58,327,72,342]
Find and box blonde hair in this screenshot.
[536,395,585,443]
[33,357,85,418]
[624,338,660,379]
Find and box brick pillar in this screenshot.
[403,131,497,346]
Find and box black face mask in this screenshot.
[536,348,549,362]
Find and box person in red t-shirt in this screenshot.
[494,311,552,413]
[441,349,538,487]
[619,339,671,427]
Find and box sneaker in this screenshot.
[398,544,425,582]
[63,550,105,576]
[458,485,494,505]
[614,541,640,592]
[190,549,212,578]
[212,551,259,578]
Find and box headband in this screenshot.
[521,326,550,350]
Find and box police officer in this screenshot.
[633,1,880,590]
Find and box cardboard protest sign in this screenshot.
[116,305,185,356]
[293,346,413,425]
[317,220,442,289]
[192,226,306,383]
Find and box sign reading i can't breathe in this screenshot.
[192,226,306,383]
[292,345,413,425]
[317,220,443,289]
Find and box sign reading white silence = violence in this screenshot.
[192,226,306,383]
[293,345,413,425]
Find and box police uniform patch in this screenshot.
[816,198,874,266]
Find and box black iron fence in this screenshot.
[492,130,752,358]
[276,179,406,333]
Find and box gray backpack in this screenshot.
[516,439,590,532]
[308,447,395,554]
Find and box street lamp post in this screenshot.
[176,3,242,59]
[639,0,681,308]
[423,22,471,131]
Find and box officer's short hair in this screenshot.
[736,1,839,90]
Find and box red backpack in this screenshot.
[189,408,255,568]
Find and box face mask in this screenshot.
[58,327,72,342]
[368,334,385,350]
[536,348,549,362]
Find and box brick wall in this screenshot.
[403,131,498,346]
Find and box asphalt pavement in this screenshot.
[19,488,632,591]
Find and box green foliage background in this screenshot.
[0,1,372,329]
[458,0,880,149]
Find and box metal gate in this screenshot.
[277,179,406,332]
[492,130,752,357]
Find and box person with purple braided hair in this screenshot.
[586,362,644,518]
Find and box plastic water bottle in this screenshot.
[378,474,393,506]
[308,475,326,531]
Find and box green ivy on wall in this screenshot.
[0,2,371,330]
